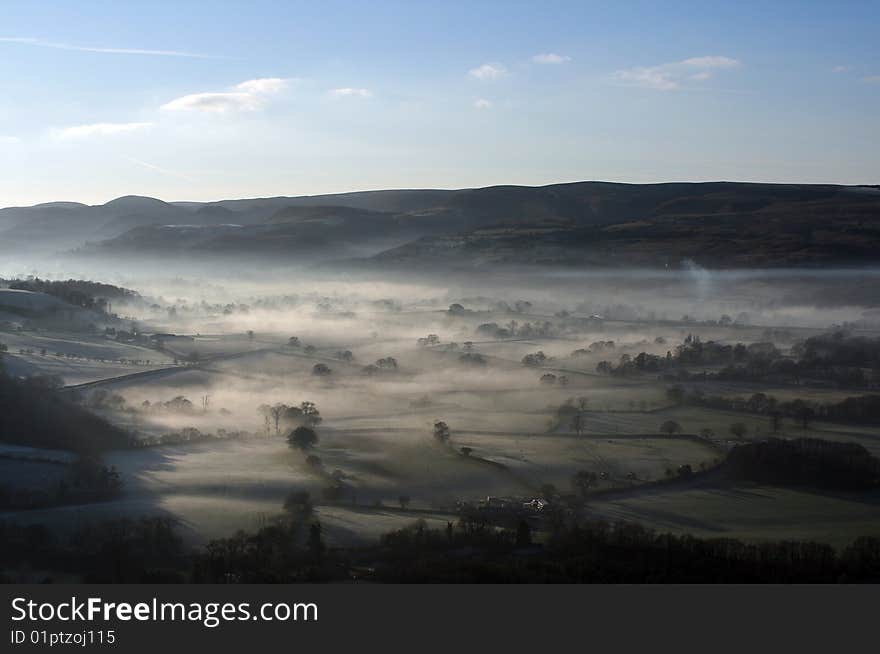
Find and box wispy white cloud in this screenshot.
[0,136,21,144]
[612,55,741,90]
[469,63,507,80]
[532,53,571,64]
[329,87,373,98]
[863,75,880,83]
[161,91,264,113]
[236,78,289,94]
[125,157,194,182]
[53,122,153,140]
[613,66,680,90]
[832,65,850,73]
[0,36,210,58]
[680,56,740,69]
[474,98,492,109]
[161,77,290,113]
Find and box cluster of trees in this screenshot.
[595,332,878,389]
[194,523,328,583]
[458,352,487,366]
[312,363,332,376]
[0,369,128,452]
[5,278,138,312]
[793,332,880,369]
[288,426,319,451]
[362,356,398,375]
[570,341,616,357]
[723,438,880,490]
[668,386,880,428]
[0,517,186,583]
[285,336,320,357]
[144,427,248,447]
[476,320,555,340]
[258,401,322,437]
[670,333,876,388]
[522,350,550,366]
[676,334,779,366]
[84,392,235,420]
[26,346,158,367]
[6,510,880,583]
[433,420,451,443]
[554,396,590,433]
[361,518,880,583]
[0,455,122,510]
[595,334,773,376]
[823,395,880,423]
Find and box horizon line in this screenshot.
[4,178,879,211]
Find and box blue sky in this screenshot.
[0,0,878,206]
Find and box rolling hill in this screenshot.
[4,181,880,268]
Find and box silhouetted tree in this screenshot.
[572,470,598,497]
[312,363,332,376]
[433,421,451,443]
[269,403,289,436]
[307,522,325,562]
[797,406,816,429]
[299,401,322,426]
[283,490,313,520]
[288,426,319,451]
[515,520,532,547]
[771,411,782,433]
[660,420,682,436]
[572,413,585,436]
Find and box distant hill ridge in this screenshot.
[3,181,879,267]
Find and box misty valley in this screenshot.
[2,183,880,582]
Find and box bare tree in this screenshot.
[270,403,289,436]
[257,404,273,436]
[433,420,451,443]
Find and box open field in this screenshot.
[0,328,176,385]
[2,268,880,554]
[587,484,880,549]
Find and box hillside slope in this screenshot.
[6,181,880,267]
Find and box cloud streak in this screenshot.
[330,87,373,98]
[0,36,211,58]
[532,53,571,64]
[612,55,741,90]
[125,157,195,182]
[53,122,153,139]
[161,77,290,113]
[469,63,507,80]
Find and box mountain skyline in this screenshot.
[1,0,879,206]
[2,180,877,270]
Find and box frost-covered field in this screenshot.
[0,328,176,385]
[3,269,880,549]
